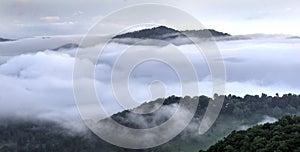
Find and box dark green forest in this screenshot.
[1,93,300,152]
[201,115,300,152]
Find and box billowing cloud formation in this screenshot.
[0,36,300,132]
[0,51,75,117]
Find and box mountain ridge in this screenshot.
[0,37,14,42]
[1,94,300,151]
[113,26,231,40]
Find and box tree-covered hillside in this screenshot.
[1,93,300,152]
[201,115,300,152]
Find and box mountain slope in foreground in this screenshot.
[1,94,300,151]
[201,115,300,152]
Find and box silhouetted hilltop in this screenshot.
[113,26,230,40]
[0,37,14,42]
[52,43,79,51]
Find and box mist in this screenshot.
[0,35,300,133]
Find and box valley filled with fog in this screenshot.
[0,35,300,128]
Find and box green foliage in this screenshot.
[202,115,300,152]
[1,93,300,152]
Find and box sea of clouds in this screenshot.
[0,35,300,130]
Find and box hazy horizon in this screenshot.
[1,0,300,38]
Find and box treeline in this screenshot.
[220,93,299,118]
[1,93,300,152]
[113,93,300,126]
[201,115,300,152]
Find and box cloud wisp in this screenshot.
[0,36,299,133]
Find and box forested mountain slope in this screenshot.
[1,93,300,152]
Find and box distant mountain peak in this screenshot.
[0,37,14,42]
[113,26,230,40]
[52,43,79,51]
[149,26,179,32]
[113,26,180,40]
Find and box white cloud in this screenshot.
[40,16,61,22]
[1,0,300,38]
[0,36,300,132]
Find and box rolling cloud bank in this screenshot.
[0,34,300,133]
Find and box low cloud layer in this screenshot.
[0,36,300,132]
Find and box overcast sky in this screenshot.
[0,0,300,38]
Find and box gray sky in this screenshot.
[1,0,300,38]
